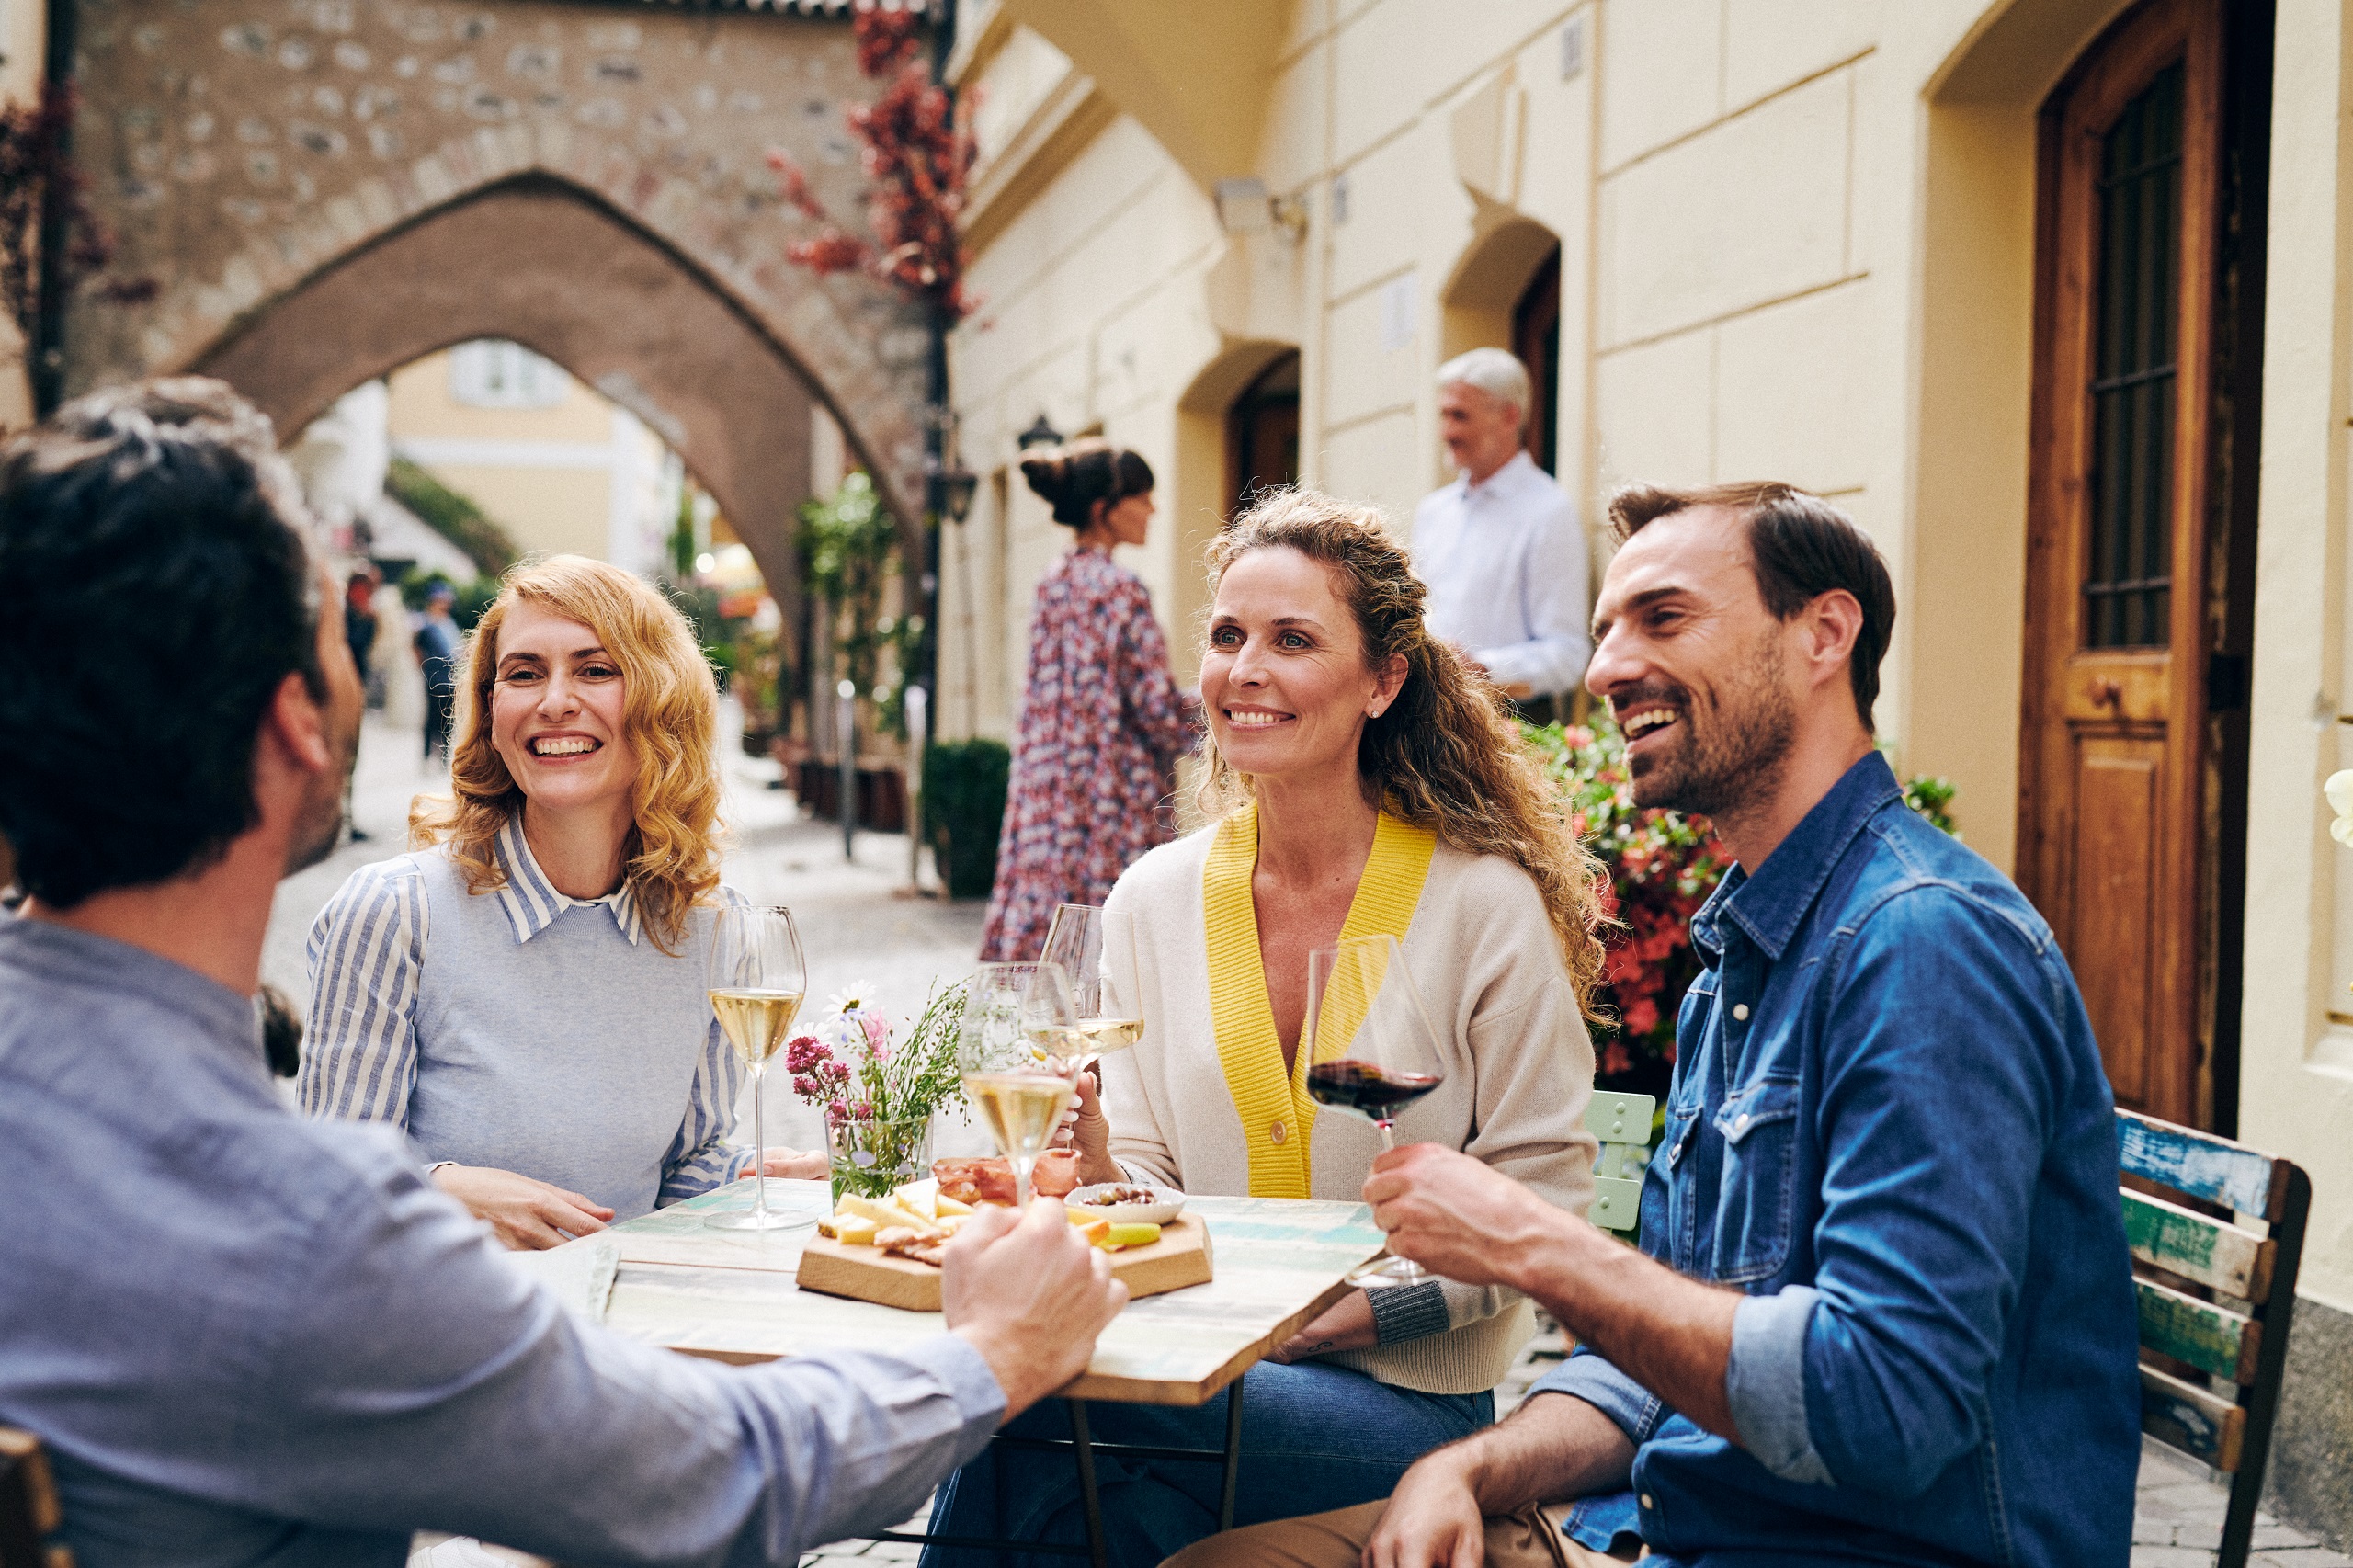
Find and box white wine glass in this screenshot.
[958,961,1078,1208]
[1302,934,1446,1288]
[1040,903,1144,1071]
[706,903,813,1233]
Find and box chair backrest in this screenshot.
[2116,1108,2311,1568]
[0,1426,71,1568]
[1585,1091,1656,1232]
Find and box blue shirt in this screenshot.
[0,918,1005,1567]
[1532,753,2140,1566]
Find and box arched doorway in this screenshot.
[194,175,856,612]
[2016,0,2270,1130]
[1511,248,1562,476]
[1226,350,1300,516]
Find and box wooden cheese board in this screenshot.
[794,1213,1214,1312]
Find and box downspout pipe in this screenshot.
[31,0,75,415]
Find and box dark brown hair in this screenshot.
[1608,481,1895,732]
[1200,487,1611,1023]
[1019,437,1154,530]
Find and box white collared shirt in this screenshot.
[1410,449,1591,698]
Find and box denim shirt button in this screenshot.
[1640,1494,1654,1511]
[1732,1003,1750,1021]
[1734,1113,1750,1132]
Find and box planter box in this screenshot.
[790,758,908,833]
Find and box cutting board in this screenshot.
[794,1214,1214,1312]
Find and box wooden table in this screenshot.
[584,1181,1389,1565]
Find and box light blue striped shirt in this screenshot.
[300,817,750,1211]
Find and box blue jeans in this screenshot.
[918,1360,1493,1568]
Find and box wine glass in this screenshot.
[958,961,1079,1208]
[706,903,814,1233]
[1040,903,1144,1071]
[1302,934,1447,1288]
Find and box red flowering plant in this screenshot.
[767,4,978,324]
[1526,716,1727,1096]
[1529,715,1959,1096]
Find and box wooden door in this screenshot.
[1227,351,1301,517]
[2021,0,2222,1126]
[1512,246,1562,476]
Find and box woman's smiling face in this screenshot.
[1200,546,1402,785]
[488,601,638,817]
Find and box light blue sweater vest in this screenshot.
[406,847,721,1221]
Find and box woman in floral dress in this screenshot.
[981,441,1195,960]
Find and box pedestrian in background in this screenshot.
[1410,348,1589,723]
[342,569,380,841]
[415,579,460,762]
[980,439,1194,962]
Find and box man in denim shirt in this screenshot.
[1177,483,2139,1567]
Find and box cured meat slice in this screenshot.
[932,1151,1080,1205]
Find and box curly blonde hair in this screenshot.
[1198,488,1611,1022]
[409,555,722,955]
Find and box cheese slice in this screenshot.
[892,1178,941,1221]
[832,1216,881,1246]
[839,1194,938,1235]
[933,1193,974,1217]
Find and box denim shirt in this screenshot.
[1531,754,2140,1566]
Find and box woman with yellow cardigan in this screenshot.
[919,488,1608,1568]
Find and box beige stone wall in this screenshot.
[0,0,45,428]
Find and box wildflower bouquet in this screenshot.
[785,976,969,1200]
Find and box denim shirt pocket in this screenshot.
[1709,1077,1803,1283]
[1653,1096,1700,1268]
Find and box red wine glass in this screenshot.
[1302,934,1446,1289]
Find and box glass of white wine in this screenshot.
[1040,903,1145,1071]
[958,961,1080,1209]
[706,903,813,1233]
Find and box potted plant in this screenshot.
[785,977,969,1203]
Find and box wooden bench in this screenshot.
[2118,1108,2311,1568]
[1585,1091,1656,1233]
[0,1427,70,1568]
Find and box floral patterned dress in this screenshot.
[981,547,1194,960]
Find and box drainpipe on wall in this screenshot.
[30,0,77,415]
[914,0,958,750]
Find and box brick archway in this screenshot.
[66,0,934,563]
[195,170,862,602]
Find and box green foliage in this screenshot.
[1903,773,1959,835]
[922,738,1010,899]
[798,472,916,737]
[385,458,520,578]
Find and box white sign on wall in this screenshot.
[1380,272,1418,354]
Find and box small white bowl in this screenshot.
[1067,1183,1187,1225]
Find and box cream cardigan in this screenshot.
[1098,818,1598,1395]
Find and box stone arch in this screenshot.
[1438,215,1559,364]
[1166,336,1297,658]
[185,169,904,603]
[1904,0,2138,876]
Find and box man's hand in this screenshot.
[1267,1288,1378,1364]
[942,1199,1128,1419]
[433,1165,614,1250]
[1363,1448,1486,1568]
[1363,1143,1589,1292]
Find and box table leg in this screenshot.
[1217,1377,1245,1533]
[1066,1398,1108,1568]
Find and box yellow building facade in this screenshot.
[944,0,2352,1538]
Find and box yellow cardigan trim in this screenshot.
[1201,804,1439,1198]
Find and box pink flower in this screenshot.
[783,1035,830,1074]
[859,1010,892,1059]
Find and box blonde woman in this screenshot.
[300,556,819,1249]
[922,490,1609,1568]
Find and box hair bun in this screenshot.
[1020,438,1154,529]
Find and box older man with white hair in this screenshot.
[1411,347,1589,717]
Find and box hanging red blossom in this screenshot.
[769,2,978,324]
[0,81,156,355]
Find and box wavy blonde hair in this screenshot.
[410,555,722,955]
[1198,488,1611,1022]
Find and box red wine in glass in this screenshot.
[1306,1060,1444,1124]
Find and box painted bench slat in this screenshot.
[2140,1363,2246,1472]
[2135,1276,2261,1384]
[1588,1176,1643,1233]
[2123,1188,2274,1301]
[1594,1142,1652,1182]
[1585,1094,1655,1145]
[2117,1109,2281,1219]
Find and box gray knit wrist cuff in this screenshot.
[1368,1278,1449,1345]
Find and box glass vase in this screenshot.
[826,1114,933,1205]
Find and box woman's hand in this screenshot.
[1060,1070,1124,1187]
[742,1146,827,1180]
[1266,1288,1379,1363]
[432,1165,613,1251]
